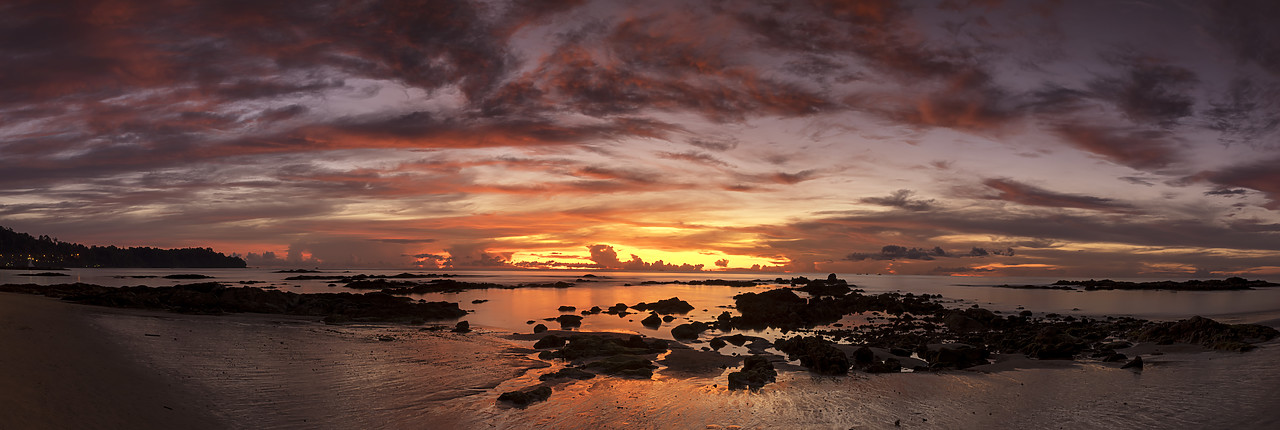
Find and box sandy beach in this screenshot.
[4,289,1280,429]
[0,292,223,429]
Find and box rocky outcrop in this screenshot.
[1131,316,1280,351]
[727,356,777,390]
[3,283,467,324]
[774,336,850,375]
[630,297,695,314]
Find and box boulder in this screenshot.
[727,356,777,390]
[452,321,471,333]
[641,313,662,328]
[1121,356,1143,370]
[671,322,709,340]
[533,323,548,333]
[555,314,583,328]
[497,386,552,406]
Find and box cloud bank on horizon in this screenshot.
[2,0,1279,277]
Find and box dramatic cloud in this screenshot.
[3,0,1280,276]
[860,189,936,211]
[981,179,1131,212]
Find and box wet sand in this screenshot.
[5,293,1280,429]
[0,293,223,429]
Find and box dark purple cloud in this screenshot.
[982,178,1130,211]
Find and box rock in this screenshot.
[671,322,709,340]
[709,338,727,350]
[539,367,595,381]
[606,303,629,314]
[545,334,668,361]
[558,305,576,312]
[641,313,662,328]
[497,386,551,406]
[452,321,471,333]
[774,336,850,375]
[1131,315,1280,351]
[555,314,583,328]
[864,357,902,373]
[533,335,566,349]
[533,323,548,333]
[722,334,749,346]
[662,315,675,322]
[471,299,488,304]
[630,297,695,314]
[921,344,989,369]
[1121,356,1143,370]
[852,346,875,364]
[586,355,657,378]
[727,355,777,390]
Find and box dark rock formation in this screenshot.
[774,336,850,375]
[0,283,468,324]
[555,314,583,328]
[533,335,566,349]
[640,312,662,328]
[727,356,777,390]
[497,386,551,406]
[670,322,709,340]
[533,323,548,333]
[1131,315,1280,351]
[1054,277,1279,291]
[452,321,470,333]
[1121,356,1143,370]
[919,344,989,369]
[630,297,695,314]
[539,367,595,381]
[586,355,656,378]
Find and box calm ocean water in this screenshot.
[19,268,1278,428]
[8,268,1280,337]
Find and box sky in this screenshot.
[2,0,1279,277]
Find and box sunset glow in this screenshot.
[3,0,1280,276]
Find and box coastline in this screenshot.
[6,286,1280,428]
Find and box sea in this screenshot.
[8,268,1280,428]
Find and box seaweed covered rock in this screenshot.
[497,386,551,406]
[727,356,777,390]
[774,336,850,375]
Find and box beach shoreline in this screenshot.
[0,292,224,429]
[5,287,1280,429]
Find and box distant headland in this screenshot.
[0,226,245,269]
